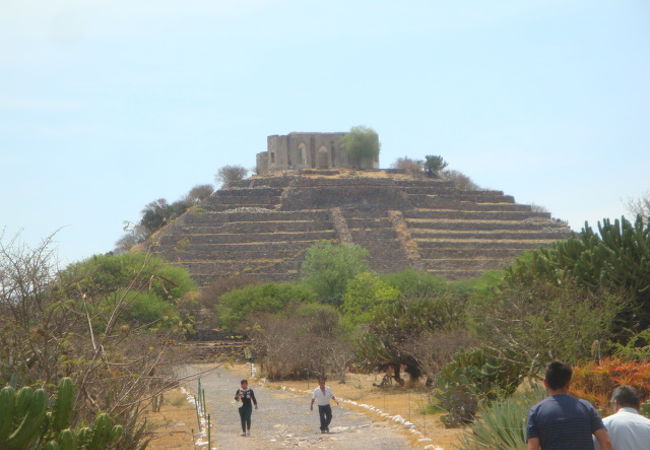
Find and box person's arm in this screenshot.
[526,437,540,450]
[593,429,612,450]
[330,390,339,406]
[310,397,315,410]
[588,401,610,450]
[251,389,258,409]
[525,407,539,450]
[234,389,241,402]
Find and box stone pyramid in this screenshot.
[152,171,571,286]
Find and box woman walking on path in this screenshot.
[310,378,340,433]
[235,379,258,436]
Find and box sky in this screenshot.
[1,0,649,266]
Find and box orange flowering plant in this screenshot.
[570,358,650,412]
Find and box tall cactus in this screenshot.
[0,377,122,449]
[0,386,16,441]
[52,377,74,433]
[4,387,48,449]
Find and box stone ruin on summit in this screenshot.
[152,132,571,286]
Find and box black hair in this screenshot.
[240,379,248,385]
[545,361,572,390]
[611,385,641,409]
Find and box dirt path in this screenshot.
[180,365,415,449]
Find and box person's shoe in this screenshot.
[241,433,247,437]
[320,430,325,434]
[246,431,251,436]
[326,427,330,433]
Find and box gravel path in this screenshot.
[181,365,414,449]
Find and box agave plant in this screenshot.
[460,386,546,450]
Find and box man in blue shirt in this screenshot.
[526,361,612,450]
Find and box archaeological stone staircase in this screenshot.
[152,173,571,286]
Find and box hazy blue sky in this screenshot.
[2,0,649,266]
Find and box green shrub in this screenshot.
[470,281,622,376]
[381,269,449,298]
[126,291,180,326]
[506,215,650,334]
[62,252,195,302]
[460,387,546,449]
[434,348,524,427]
[217,282,316,330]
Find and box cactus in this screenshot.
[4,388,48,449]
[0,378,122,450]
[13,386,35,420]
[87,413,112,449]
[0,386,16,441]
[109,425,123,443]
[52,377,74,432]
[44,440,61,450]
[57,429,77,450]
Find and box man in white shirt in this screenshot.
[310,378,340,433]
[595,385,650,450]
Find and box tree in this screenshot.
[626,190,650,223]
[354,289,467,382]
[300,241,369,305]
[216,165,248,187]
[139,198,190,234]
[392,157,423,177]
[185,184,214,204]
[441,169,479,191]
[341,272,400,327]
[342,126,380,169]
[114,223,149,253]
[423,155,448,177]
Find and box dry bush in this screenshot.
[626,190,650,223]
[392,157,423,177]
[216,165,248,187]
[200,275,258,309]
[399,329,477,385]
[442,169,480,191]
[244,309,350,381]
[0,233,187,448]
[185,184,214,204]
[245,314,318,379]
[530,203,549,213]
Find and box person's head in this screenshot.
[241,379,248,389]
[611,385,641,410]
[544,361,572,391]
[318,377,326,388]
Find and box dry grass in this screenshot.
[144,389,198,450]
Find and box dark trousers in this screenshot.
[239,405,252,432]
[318,404,332,431]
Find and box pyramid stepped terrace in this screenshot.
[152,172,571,286]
